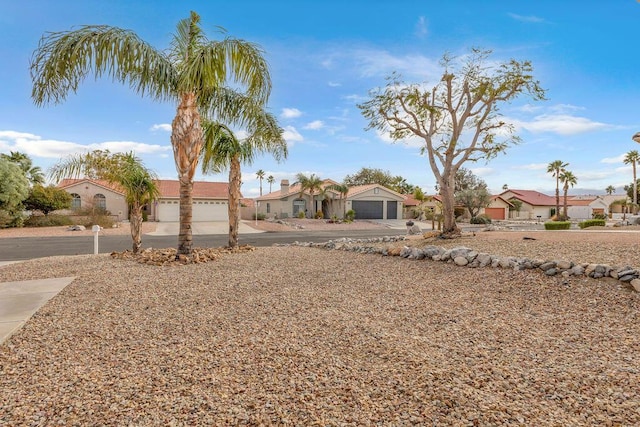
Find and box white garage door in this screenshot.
[157,200,228,222]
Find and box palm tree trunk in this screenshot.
[633,163,637,208]
[563,187,568,219]
[555,175,560,218]
[228,155,241,248]
[171,93,203,255]
[130,205,143,254]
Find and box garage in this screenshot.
[484,207,505,220]
[386,201,398,219]
[157,200,228,222]
[352,201,383,219]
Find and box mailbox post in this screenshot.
[92,225,101,254]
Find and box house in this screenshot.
[58,178,129,221]
[565,195,608,220]
[58,179,232,222]
[481,196,513,220]
[256,179,405,220]
[500,189,609,220]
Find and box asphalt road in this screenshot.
[0,229,407,261]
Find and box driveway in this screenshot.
[147,221,265,236]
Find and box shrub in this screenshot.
[544,221,571,230]
[454,206,466,219]
[578,219,606,229]
[345,209,356,222]
[24,214,74,227]
[297,210,306,219]
[314,210,324,219]
[470,214,492,224]
[252,212,266,220]
[592,213,607,220]
[328,214,339,223]
[550,214,569,221]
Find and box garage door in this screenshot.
[352,201,383,219]
[484,208,505,220]
[157,200,229,222]
[386,201,398,219]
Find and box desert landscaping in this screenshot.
[1,225,639,425]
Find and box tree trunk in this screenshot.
[555,176,560,218]
[563,188,568,219]
[171,93,202,256]
[440,181,460,237]
[130,205,143,254]
[633,163,637,208]
[227,155,241,248]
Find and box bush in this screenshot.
[71,206,115,229]
[470,214,492,224]
[297,210,306,219]
[551,214,569,221]
[544,221,571,230]
[345,209,356,222]
[578,219,606,229]
[0,209,24,228]
[592,213,607,220]
[252,212,266,220]
[24,214,74,227]
[454,206,466,219]
[314,210,324,219]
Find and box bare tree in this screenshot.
[359,49,545,236]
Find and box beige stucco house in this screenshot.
[256,179,405,220]
[58,179,231,222]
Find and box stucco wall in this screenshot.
[61,182,128,221]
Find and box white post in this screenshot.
[92,225,101,254]
[255,201,260,226]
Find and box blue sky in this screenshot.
[1,0,639,197]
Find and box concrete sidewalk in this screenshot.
[0,275,75,344]
[147,220,265,236]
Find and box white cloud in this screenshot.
[303,120,324,130]
[470,167,493,177]
[328,81,341,87]
[342,94,367,103]
[353,49,440,79]
[517,163,548,171]
[281,108,302,119]
[512,114,610,135]
[601,154,625,164]
[0,129,171,159]
[414,16,428,38]
[507,13,546,23]
[150,123,171,132]
[282,126,303,145]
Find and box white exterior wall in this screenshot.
[567,206,591,220]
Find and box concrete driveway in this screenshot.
[147,221,265,236]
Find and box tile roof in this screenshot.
[501,189,557,206]
[57,178,125,195]
[156,180,229,199]
[257,179,340,201]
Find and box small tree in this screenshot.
[267,175,275,193]
[24,184,72,215]
[0,158,30,227]
[605,185,615,195]
[343,167,416,194]
[456,186,491,219]
[294,173,323,218]
[547,160,568,219]
[256,169,265,196]
[359,48,545,236]
[0,151,45,186]
[559,170,577,219]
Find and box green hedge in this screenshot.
[544,221,571,230]
[578,219,606,229]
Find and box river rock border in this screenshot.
[278,236,640,293]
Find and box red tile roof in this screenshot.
[156,180,229,199]
[58,178,125,195]
[501,189,556,206]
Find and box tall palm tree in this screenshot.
[0,151,45,186]
[255,169,265,196]
[547,160,568,218]
[267,175,275,193]
[201,115,286,248]
[605,185,615,195]
[623,150,639,207]
[49,150,158,254]
[559,170,577,219]
[326,183,349,218]
[294,173,323,218]
[31,11,271,255]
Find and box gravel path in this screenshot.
[1,241,639,425]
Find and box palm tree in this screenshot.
[559,170,577,219]
[326,183,349,218]
[255,169,265,196]
[605,185,615,195]
[50,150,158,254]
[267,175,275,193]
[201,115,286,248]
[623,150,639,207]
[0,151,45,185]
[547,160,568,218]
[31,11,271,256]
[294,173,323,218]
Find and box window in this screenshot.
[266,203,271,213]
[374,187,380,194]
[70,193,81,210]
[93,193,106,210]
[293,199,306,215]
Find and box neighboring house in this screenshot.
[481,196,513,220]
[499,189,557,220]
[256,179,405,220]
[58,178,129,221]
[566,195,608,220]
[152,180,230,222]
[59,179,232,222]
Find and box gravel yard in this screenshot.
[1,230,640,425]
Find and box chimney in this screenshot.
[280,179,289,195]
